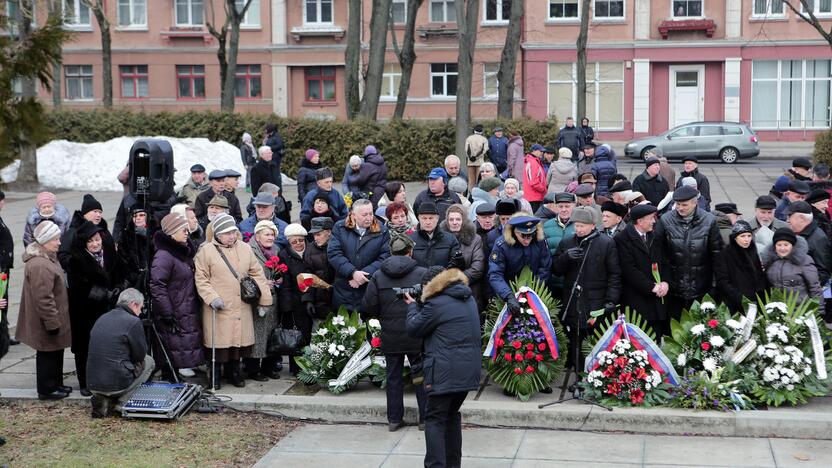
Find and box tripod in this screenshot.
[539,236,612,411]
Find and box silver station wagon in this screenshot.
[624,122,760,164]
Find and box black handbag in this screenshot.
[267,313,304,355]
[215,245,262,305]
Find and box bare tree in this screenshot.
[497,0,523,119]
[359,0,392,120]
[575,0,591,121]
[390,0,423,119]
[455,0,480,160]
[206,0,255,112]
[81,0,112,108]
[345,0,361,119]
[783,1,832,47]
[47,0,62,106]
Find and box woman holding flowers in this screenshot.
[244,220,283,381]
[278,223,314,375]
[713,220,767,313]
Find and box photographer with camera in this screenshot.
[363,234,427,432]
[410,202,461,269]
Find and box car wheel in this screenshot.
[640,146,655,159]
[720,147,739,164]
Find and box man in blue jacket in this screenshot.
[405,266,481,468]
[488,127,509,174]
[489,215,552,315]
[238,192,289,249]
[300,167,349,226]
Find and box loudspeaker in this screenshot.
[129,139,175,203]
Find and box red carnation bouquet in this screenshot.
[264,255,288,280]
[583,338,671,406]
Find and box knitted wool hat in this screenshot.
[81,194,103,214]
[211,213,238,237]
[36,192,57,209]
[772,227,797,246]
[161,213,189,236]
[254,219,278,235]
[284,223,308,238]
[305,149,319,161]
[34,220,61,245]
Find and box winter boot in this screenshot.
[230,361,246,388]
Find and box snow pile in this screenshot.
[2,136,294,191]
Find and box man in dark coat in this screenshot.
[405,267,481,468]
[117,208,155,293]
[410,202,461,269]
[87,289,154,417]
[488,127,509,174]
[250,145,282,198]
[328,199,391,313]
[556,117,585,162]
[775,179,810,222]
[349,146,388,208]
[676,156,712,211]
[787,201,832,284]
[300,168,349,226]
[303,217,336,319]
[263,123,285,190]
[807,189,832,240]
[654,185,723,321]
[553,206,621,367]
[364,235,427,431]
[748,195,789,252]
[412,168,462,222]
[632,157,669,207]
[194,170,243,223]
[0,192,13,348]
[614,204,671,337]
[489,214,552,312]
[59,194,113,271]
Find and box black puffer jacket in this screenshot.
[302,240,335,319]
[654,208,723,300]
[406,269,481,395]
[713,236,767,313]
[296,158,322,203]
[797,220,832,284]
[348,153,388,207]
[410,228,460,269]
[363,255,426,354]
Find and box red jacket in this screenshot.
[523,154,547,202]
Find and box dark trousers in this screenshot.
[73,349,88,389]
[244,356,279,376]
[36,349,64,395]
[667,296,694,323]
[385,353,426,424]
[424,391,467,468]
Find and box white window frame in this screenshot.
[802,0,832,17]
[547,62,625,131]
[235,0,261,28]
[483,0,510,24]
[62,0,91,29]
[65,64,94,101]
[304,0,334,25]
[483,63,499,98]
[593,0,625,21]
[175,0,204,27]
[430,63,458,98]
[392,0,407,24]
[751,0,785,18]
[117,0,147,29]
[751,59,832,130]
[547,0,581,23]
[671,0,703,19]
[381,63,402,100]
[430,0,456,23]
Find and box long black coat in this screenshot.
[713,239,767,313]
[348,153,388,207]
[296,158,321,203]
[67,236,128,356]
[410,228,460,269]
[632,172,670,207]
[553,231,621,327]
[654,208,723,300]
[614,224,671,322]
[251,159,282,198]
[364,255,426,354]
[59,211,113,271]
[193,189,243,223]
[406,269,481,396]
[149,232,204,369]
[277,247,313,348]
[118,221,155,292]
[302,241,335,319]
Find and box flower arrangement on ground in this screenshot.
[669,367,752,411]
[662,297,741,375]
[482,268,568,401]
[580,314,677,407]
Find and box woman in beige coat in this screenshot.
[15,221,73,400]
[194,213,272,389]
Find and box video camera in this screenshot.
[393,284,422,300]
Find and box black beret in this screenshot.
[601,201,628,218]
[682,155,698,163]
[417,202,439,216]
[714,203,741,216]
[755,195,777,209]
[793,157,813,169]
[609,180,632,193]
[672,185,699,202]
[789,180,811,195]
[629,204,657,222]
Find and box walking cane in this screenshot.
[211,305,217,391]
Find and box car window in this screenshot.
[669,126,696,138]
[723,126,743,135]
[697,126,723,136]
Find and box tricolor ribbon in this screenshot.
[483,288,560,361]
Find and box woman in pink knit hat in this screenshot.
[23,192,71,248]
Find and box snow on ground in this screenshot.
[2,136,294,191]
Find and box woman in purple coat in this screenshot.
[149,213,204,379]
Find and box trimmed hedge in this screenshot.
[43,110,558,181]
[814,128,832,167]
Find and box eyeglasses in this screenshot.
[289,238,305,245]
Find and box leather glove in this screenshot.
[210,298,225,310]
[257,306,268,318]
[566,247,585,261]
[506,296,522,315]
[305,302,317,317]
[447,250,465,270]
[604,302,618,316]
[88,286,108,302]
[47,327,59,336]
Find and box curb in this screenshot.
[6,388,829,440]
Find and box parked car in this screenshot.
[624,122,759,164]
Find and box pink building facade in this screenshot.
[6,0,832,141]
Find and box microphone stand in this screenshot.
[539,234,612,411]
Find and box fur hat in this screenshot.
[571,206,595,225]
[772,227,797,246]
[448,177,468,194]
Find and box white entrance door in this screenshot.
[669,65,705,128]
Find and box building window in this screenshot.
[594,0,624,19]
[305,66,336,102]
[175,0,204,26]
[392,0,407,23]
[176,65,206,99]
[430,0,456,22]
[485,0,511,23]
[120,65,148,99]
[118,0,147,27]
[547,62,624,130]
[65,64,93,100]
[304,0,333,25]
[431,63,458,97]
[235,0,260,27]
[802,0,832,15]
[549,0,579,20]
[752,59,831,129]
[62,0,90,27]
[382,63,401,98]
[752,0,784,16]
[483,63,499,98]
[12,77,23,97]
[672,0,701,18]
[235,64,262,98]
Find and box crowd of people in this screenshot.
[4,119,832,466]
